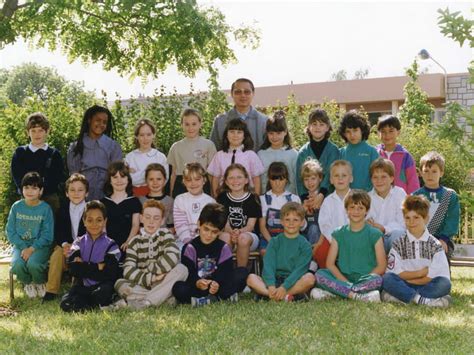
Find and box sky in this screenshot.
[0,1,471,99]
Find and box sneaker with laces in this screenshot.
[381,291,403,304]
[42,292,58,302]
[310,288,335,300]
[100,298,128,311]
[24,284,37,298]
[191,295,217,307]
[417,295,450,308]
[353,290,381,303]
[35,284,46,298]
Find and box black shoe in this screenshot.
[292,293,309,302]
[42,292,58,302]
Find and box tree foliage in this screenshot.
[398,60,435,125]
[0,0,260,78]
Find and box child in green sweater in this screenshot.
[247,202,314,301]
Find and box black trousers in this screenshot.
[172,267,248,304]
[60,281,115,312]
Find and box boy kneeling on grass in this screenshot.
[247,202,315,302]
[114,199,188,310]
[382,195,451,307]
[60,201,121,312]
[172,203,248,307]
[313,190,386,302]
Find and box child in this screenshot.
[43,173,88,301]
[376,115,419,194]
[173,163,215,248]
[11,112,65,212]
[67,105,122,200]
[167,108,216,197]
[247,202,315,301]
[296,108,340,196]
[60,201,121,312]
[208,118,265,197]
[299,159,324,245]
[382,195,451,307]
[257,110,298,194]
[315,160,353,268]
[413,151,460,258]
[125,119,169,197]
[114,200,188,310]
[172,203,248,306]
[6,172,54,298]
[338,110,379,191]
[139,163,174,231]
[367,158,406,253]
[217,164,261,267]
[313,190,386,302]
[100,161,141,253]
[259,162,301,255]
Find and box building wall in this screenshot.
[447,73,474,134]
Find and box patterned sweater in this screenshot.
[120,227,180,289]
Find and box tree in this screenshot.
[398,59,434,125]
[353,68,369,80]
[0,1,259,78]
[330,69,347,81]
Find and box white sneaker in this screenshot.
[381,291,403,304]
[35,284,46,298]
[354,290,381,303]
[128,298,151,310]
[243,286,251,294]
[418,295,451,308]
[310,288,335,300]
[24,284,37,298]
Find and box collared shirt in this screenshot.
[367,186,406,234]
[28,143,48,152]
[387,229,450,280]
[68,200,86,245]
[318,190,350,242]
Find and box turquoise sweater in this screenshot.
[339,141,378,191]
[6,200,54,250]
[262,233,312,290]
[296,140,340,195]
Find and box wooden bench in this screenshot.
[0,256,14,301]
[451,256,474,267]
[232,251,261,275]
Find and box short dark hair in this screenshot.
[306,108,332,140]
[26,112,50,131]
[231,78,255,93]
[377,115,401,131]
[145,163,167,181]
[266,162,289,191]
[402,195,430,219]
[260,110,292,149]
[198,203,227,230]
[420,151,445,172]
[344,189,371,211]
[338,110,371,142]
[83,200,107,220]
[66,173,89,193]
[21,171,43,189]
[103,161,133,197]
[222,118,254,152]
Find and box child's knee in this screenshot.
[237,233,252,247]
[246,273,260,286]
[301,273,316,287]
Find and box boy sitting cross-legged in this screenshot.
[172,203,248,307]
[247,202,315,302]
[313,190,386,302]
[382,195,451,307]
[114,200,188,310]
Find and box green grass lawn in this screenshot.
[1,265,473,354]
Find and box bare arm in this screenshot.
[326,239,348,282]
[169,167,177,196]
[240,217,256,234]
[211,175,220,198]
[399,267,429,281]
[259,217,271,242]
[121,213,140,250]
[370,238,387,275]
[252,176,261,196]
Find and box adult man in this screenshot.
[210,78,268,151]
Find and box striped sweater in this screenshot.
[120,227,180,289]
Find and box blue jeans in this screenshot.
[382,272,451,303]
[383,229,405,254]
